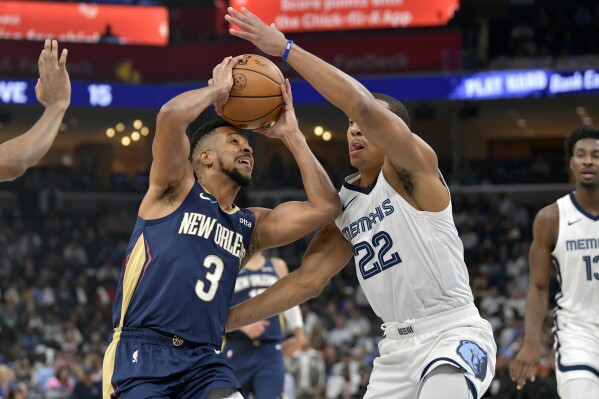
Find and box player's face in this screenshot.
[215,128,253,186]
[346,118,385,171]
[570,138,599,188]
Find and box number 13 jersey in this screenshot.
[335,170,473,323]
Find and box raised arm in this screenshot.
[225,7,438,178]
[248,81,340,251]
[227,223,352,331]
[0,39,70,182]
[510,204,558,389]
[141,56,241,214]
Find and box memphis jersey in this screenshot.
[111,183,255,347]
[229,257,284,341]
[335,171,473,323]
[552,192,599,322]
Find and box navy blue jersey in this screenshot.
[230,257,284,341]
[111,183,255,347]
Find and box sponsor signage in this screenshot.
[228,0,459,32]
[2,69,596,108]
[0,1,168,45]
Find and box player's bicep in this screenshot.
[149,109,194,190]
[529,206,558,290]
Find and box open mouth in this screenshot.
[350,142,364,156]
[237,157,252,167]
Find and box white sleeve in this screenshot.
[283,305,304,331]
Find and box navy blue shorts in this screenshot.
[103,328,244,399]
[223,337,285,399]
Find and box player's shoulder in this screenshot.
[534,202,559,223]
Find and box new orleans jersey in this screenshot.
[111,182,255,346]
[335,170,473,323]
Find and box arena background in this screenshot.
[1,0,597,398]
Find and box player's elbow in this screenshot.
[0,161,29,182]
[347,90,378,122]
[157,103,181,123]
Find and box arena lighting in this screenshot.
[116,123,125,132]
[517,119,527,128]
[106,128,115,138]
[133,120,143,129]
[131,131,141,141]
[322,131,332,141]
[314,126,324,136]
[59,123,68,132]
[121,136,131,146]
[140,126,150,136]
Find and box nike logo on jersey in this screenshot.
[568,219,582,225]
[214,349,221,354]
[199,192,218,203]
[342,196,357,211]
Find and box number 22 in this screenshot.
[354,231,402,279]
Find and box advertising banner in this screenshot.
[228,0,459,32]
[0,1,168,45]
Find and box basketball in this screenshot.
[221,54,285,129]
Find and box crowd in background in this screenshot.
[0,165,564,399]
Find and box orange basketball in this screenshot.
[221,54,284,130]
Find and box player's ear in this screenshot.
[199,149,214,167]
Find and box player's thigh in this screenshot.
[251,348,285,399]
[115,382,170,399]
[558,377,599,399]
[417,365,469,399]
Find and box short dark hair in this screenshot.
[564,125,599,158]
[188,117,235,159]
[373,93,410,129]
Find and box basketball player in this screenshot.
[0,39,70,182]
[511,126,599,398]
[102,56,339,399]
[224,7,497,399]
[224,251,305,399]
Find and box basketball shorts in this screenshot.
[364,303,496,399]
[223,337,285,399]
[103,328,244,399]
[554,314,599,397]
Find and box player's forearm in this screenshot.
[282,132,339,217]
[158,85,223,128]
[286,44,373,121]
[227,269,319,331]
[523,287,549,344]
[0,104,67,181]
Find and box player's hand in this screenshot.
[253,79,300,140]
[282,332,305,358]
[225,7,288,58]
[239,320,270,339]
[510,342,540,390]
[210,55,243,114]
[36,39,70,110]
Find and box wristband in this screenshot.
[282,40,293,61]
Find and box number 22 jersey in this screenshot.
[335,170,473,323]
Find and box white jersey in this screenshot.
[552,192,599,324]
[335,170,473,323]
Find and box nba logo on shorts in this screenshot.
[132,349,139,364]
[457,340,487,380]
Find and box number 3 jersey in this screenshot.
[335,170,473,323]
[111,183,255,347]
[552,192,599,323]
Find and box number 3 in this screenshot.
[195,255,224,301]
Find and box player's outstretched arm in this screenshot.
[248,81,340,250]
[510,204,557,390]
[145,56,243,200]
[225,7,437,178]
[227,223,352,331]
[0,39,70,182]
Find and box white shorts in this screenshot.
[554,314,599,396]
[364,304,496,399]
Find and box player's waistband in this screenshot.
[112,327,216,350]
[381,303,480,339]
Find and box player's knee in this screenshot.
[206,387,243,399]
[417,365,469,399]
